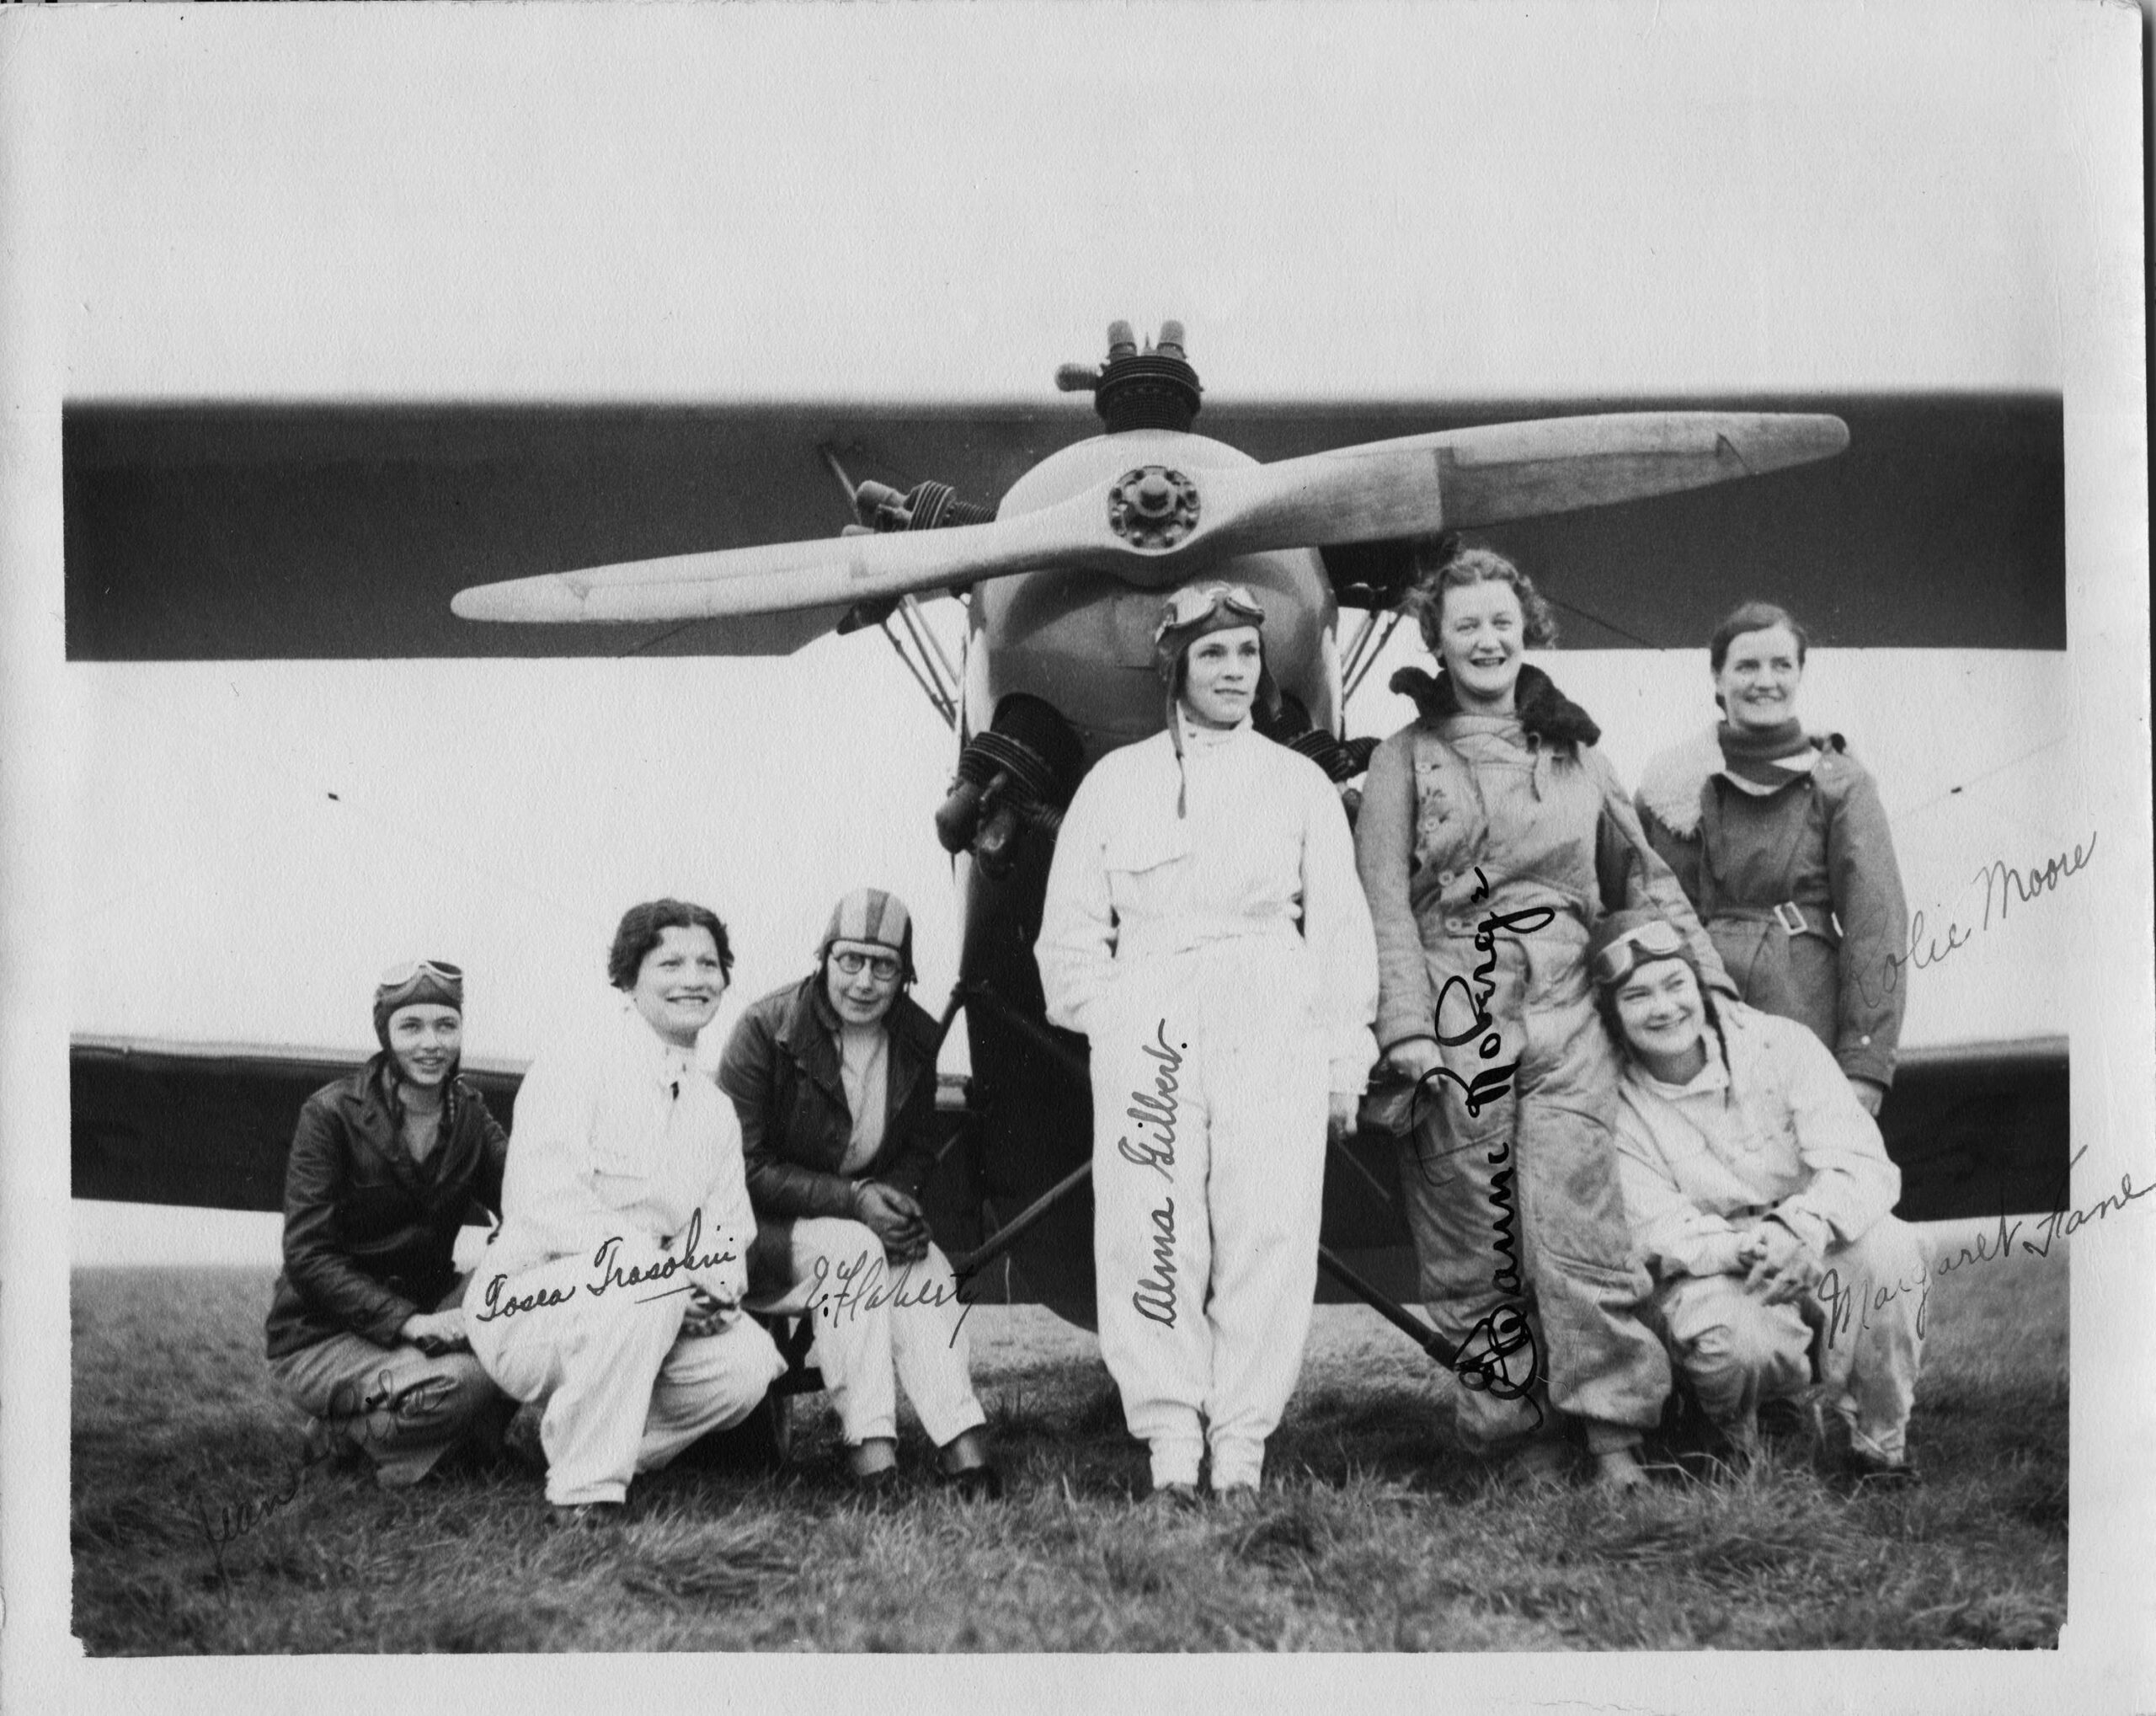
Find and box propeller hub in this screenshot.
[1107,466,1201,550]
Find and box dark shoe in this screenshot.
[1145,1480,1203,1513]
[548,1501,625,1528]
[943,1462,1006,1502]
[1845,1449,1921,1488]
[1212,1482,1261,1512]
[1757,1396,1818,1448]
[849,1465,909,1504]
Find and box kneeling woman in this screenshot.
[1591,909,1927,1479]
[1038,581,1379,1505]
[718,889,998,1496]
[265,960,514,1484]
[468,900,787,1517]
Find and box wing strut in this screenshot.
[877,601,959,731]
[1343,610,1406,703]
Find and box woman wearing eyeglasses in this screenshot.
[718,888,998,1497]
[1038,580,1379,1507]
[1634,601,1909,1116]
[1353,541,1729,1490]
[1588,908,1926,1480]
[264,960,515,1485]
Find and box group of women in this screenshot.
[266,540,1921,1518]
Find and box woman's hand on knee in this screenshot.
[853,1182,931,1262]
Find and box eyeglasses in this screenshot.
[1588,920,1688,987]
[1155,583,1264,641]
[377,958,464,989]
[832,949,903,982]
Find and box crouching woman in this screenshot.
[1589,908,1929,1479]
[718,889,998,1497]
[264,959,515,1485]
[467,900,787,1519]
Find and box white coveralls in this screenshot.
[1038,718,1379,1491]
[468,995,787,1505]
[1611,1002,1928,1462]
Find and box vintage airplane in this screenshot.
[68,321,2070,1348]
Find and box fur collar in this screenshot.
[1635,724,1725,839]
[1386,662,1602,750]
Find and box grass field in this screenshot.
[71,1233,2066,1655]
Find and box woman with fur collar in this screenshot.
[1633,602,1908,1114]
[1353,540,1728,1491]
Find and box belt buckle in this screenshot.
[1771,901,1809,938]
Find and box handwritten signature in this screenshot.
[190,1370,432,1583]
[1405,869,1548,1419]
[474,1207,739,1323]
[1820,1144,2151,1346]
[803,1247,985,1348]
[1860,830,2096,1002]
[1124,1019,1185,1329]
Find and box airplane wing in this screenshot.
[66,394,2062,660]
[71,1033,2071,1232]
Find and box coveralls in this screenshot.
[719,976,985,1451]
[468,994,786,1506]
[265,1057,514,1485]
[1612,1001,1928,1462]
[1038,716,1379,1491]
[1354,668,1722,1453]
[1636,724,1908,1089]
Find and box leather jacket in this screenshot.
[717,976,942,1288]
[264,1056,508,1359]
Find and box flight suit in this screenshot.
[1038,718,1378,1491]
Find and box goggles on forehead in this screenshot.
[1588,920,1689,988]
[1154,583,1264,642]
[831,948,903,982]
[378,958,464,991]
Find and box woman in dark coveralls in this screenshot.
[264,960,513,1484]
[1633,602,1910,1115]
[718,889,998,1496]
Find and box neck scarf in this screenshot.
[1715,719,1816,792]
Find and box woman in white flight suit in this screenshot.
[1037,581,1379,1506]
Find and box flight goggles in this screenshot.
[1588,920,1689,988]
[1154,582,1264,643]
[375,958,465,1010]
[831,948,904,982]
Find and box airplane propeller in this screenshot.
[451,334,1848,628]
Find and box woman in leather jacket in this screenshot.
[264,960,514,1485]
[718,889,998,1497]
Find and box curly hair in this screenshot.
[1404,538,1560,653]
[1708,601,1809,672]
[606,898,734,991]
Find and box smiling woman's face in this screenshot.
[1715,623,1806,732]
[1614,958,1708,1076]
[1179,626,1262,730]
[385,1004,461,1089]
[1435,580,1526,708]
[629,924,728,1047]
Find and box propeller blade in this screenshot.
[451,410,1848,626]
[451,490,1132,624]
[1200,411,1851,554]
